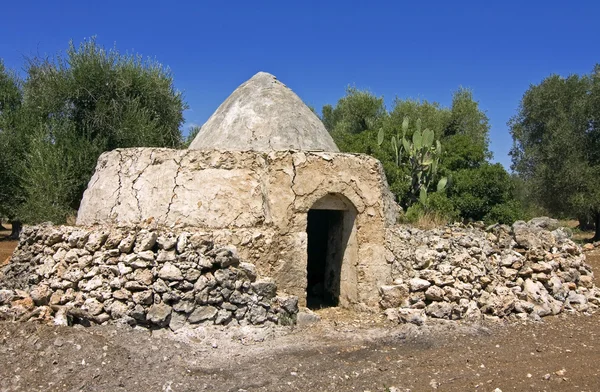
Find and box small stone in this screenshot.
[30,285,52,305]
[188,306,218,323]
[137,250,155,261]
[117,234,136,253]
[567,291,587,305]
[132,269,154,285]
[157,250,177,263]
[278,296,299,314]
[117,262,132,276]
[113,289,131,300]
[184,269,202,282]
[579,275,593,288]
[0,290,15,305]
[426,302,454,319]
[379,284,409,308]
[214,246,239,268]
[130,304,146,322]
[152,279,169,293]
[583,243,594,251]
[147,303,172,326]
[107,301,129,318]
[424,285,444,301]
[124,281,147,291]
[172,300,195,314]
[134,230,157,252]
[85,231,109,252]
[158,263,183,281]
[247,305,268,324]
[82,298,104,316]
[176,233,189,253]
[215,309,232,325]
[83,276,103,292]
[251,279,277,299]
[397,308,426,325]
[157,235,177,251]
[133,290,153,305]
[169,312,187,331]
[238,262,257,281]
[409,278,431,291]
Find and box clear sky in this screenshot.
[1,0,598,168]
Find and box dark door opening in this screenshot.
[306,209,344,309]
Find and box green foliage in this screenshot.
[445,87,490,151]
[322,86,386,135]
[484,200,526,225]
[0,38,187,224]
[449,163,520,223]
[18,124,92,223]
[401,192,457,227]
[510,65,600,239]
[0,61,24,220]
[324,85,518,224]
[403,203,425,223]
[423,192,458,221]
[388,99,450,141]
[441,134,487,171]
[378,116,447,206]
[182,125,201,148]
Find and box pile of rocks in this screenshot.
[0,225,298,329]
[382,218,600,324]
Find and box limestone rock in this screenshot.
[379,284,409,308]
[251,279,277,299]
[82,298,104,316]
[188,306,218,323]
[158,263,183,281]
[238,262,257,282]
[409,278,431,292]
[397,308,426,325]
[169,312,187,331]
[424,285,444,301]
[135,231,157,252]
[147,303,172,326]
[30,285,52,306]
[215,309,233,325]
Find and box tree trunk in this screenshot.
[594,212,600,242]
[9,220,22,239]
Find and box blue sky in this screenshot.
[1,0,598,169]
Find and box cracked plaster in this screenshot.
[76,148,399,307]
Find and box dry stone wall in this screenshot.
[0,225,298,329]
[382,219,600,324]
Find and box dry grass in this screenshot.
[410,212,449,230]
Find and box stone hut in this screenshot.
[77,72,399,309]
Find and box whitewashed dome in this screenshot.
[188,72,339,152]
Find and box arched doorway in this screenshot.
[306,194,358,309]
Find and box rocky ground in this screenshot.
[0,241,599,391]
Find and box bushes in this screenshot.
[325,86,526,226]
[484,201,526,225]
[402,192,458,227]
[449,163,521,223]
[0,39,186,224]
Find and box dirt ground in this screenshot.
[0,224,18,267]
[0,237,599,391]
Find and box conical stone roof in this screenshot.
[188,72,339,152]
